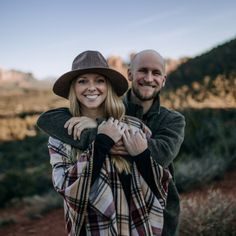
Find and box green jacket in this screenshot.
[37,89,185,236]
[124,90,185,236]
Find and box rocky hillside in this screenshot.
[0,68,53,92]
[0,68,35,84]
[166,37,236,89]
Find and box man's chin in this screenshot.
[136,92,156,101]
[139,96,155,101]
[132,87,159,101]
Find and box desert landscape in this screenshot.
[0,38,236,235]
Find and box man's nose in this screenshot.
[144,72,153,82]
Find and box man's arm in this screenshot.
[37,107,98,150]
[148,110,185,168]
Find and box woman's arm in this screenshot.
[49,117,125,192]
[122,127,171,206]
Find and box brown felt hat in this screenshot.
[53,50,128,98]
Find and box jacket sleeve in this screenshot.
[37,107,98,150]
[147,110,185,168]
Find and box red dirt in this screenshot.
[0,208,65,236]
[0,169,235,236]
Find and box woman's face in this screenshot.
[74,73,108,111]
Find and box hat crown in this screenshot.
[72,50,108,71]
[53,50,128,99]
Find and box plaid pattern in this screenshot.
[48,119,170,236]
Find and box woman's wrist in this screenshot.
[94,134,115,154]
[133,149,150,159]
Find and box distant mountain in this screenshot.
[0,68,53,91]
[0,68,36,83]
[166,37,236,89]
[165,57,190,74]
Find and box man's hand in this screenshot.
[110,140,128,155]
[64,117,97,140]
[123,129,148,156]
[98,118,125,143]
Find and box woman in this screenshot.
[45,50,170,235]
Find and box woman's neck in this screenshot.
[81,107,104,119]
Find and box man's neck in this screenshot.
[130,91,153,114]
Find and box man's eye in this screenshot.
[139,69,146,73]
[153,71,161,76]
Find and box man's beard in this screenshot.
[132,86,159,101]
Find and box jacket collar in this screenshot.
[124,89,161,119]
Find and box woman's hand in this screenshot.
[98,117,125,143]
[122,129,148,156]
[64,116,97,140]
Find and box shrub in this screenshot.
[180,189,236,235]
[174,109,236,192]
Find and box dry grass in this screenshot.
[180,189,236,235]
[0,89,68,117]
[0,89,68,141]
[0,75,235,141]
[161,75,236,109]
[0,115,38,141]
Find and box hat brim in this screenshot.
[53,67,128,98]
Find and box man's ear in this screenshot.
[162,76,167,87]
[127,68,133,82]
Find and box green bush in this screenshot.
[175,109,236,192]
[0,167,52,207]
[0,132,52,207]
[0,110,236,207]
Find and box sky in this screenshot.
[0,0,235,80]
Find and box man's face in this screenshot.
[128,52,166,101]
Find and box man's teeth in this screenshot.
[140,84,155,88]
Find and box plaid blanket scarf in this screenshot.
[48,118,170,236]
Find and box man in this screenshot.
[37,50,185,236]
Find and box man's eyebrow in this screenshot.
[153,69,162,73]
[138,67,162,72]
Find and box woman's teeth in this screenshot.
[86,95,98,99]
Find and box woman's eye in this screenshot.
[97,79,105,83]
[77,79,86,84]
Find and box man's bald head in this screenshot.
[130,50,166,75]
[127,49,167,107]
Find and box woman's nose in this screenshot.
[88,83,96,92]
[88,87,96,92]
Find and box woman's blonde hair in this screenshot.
[68,76,131,174]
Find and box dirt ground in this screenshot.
[0,168,235,236]
[0,208,65,236]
